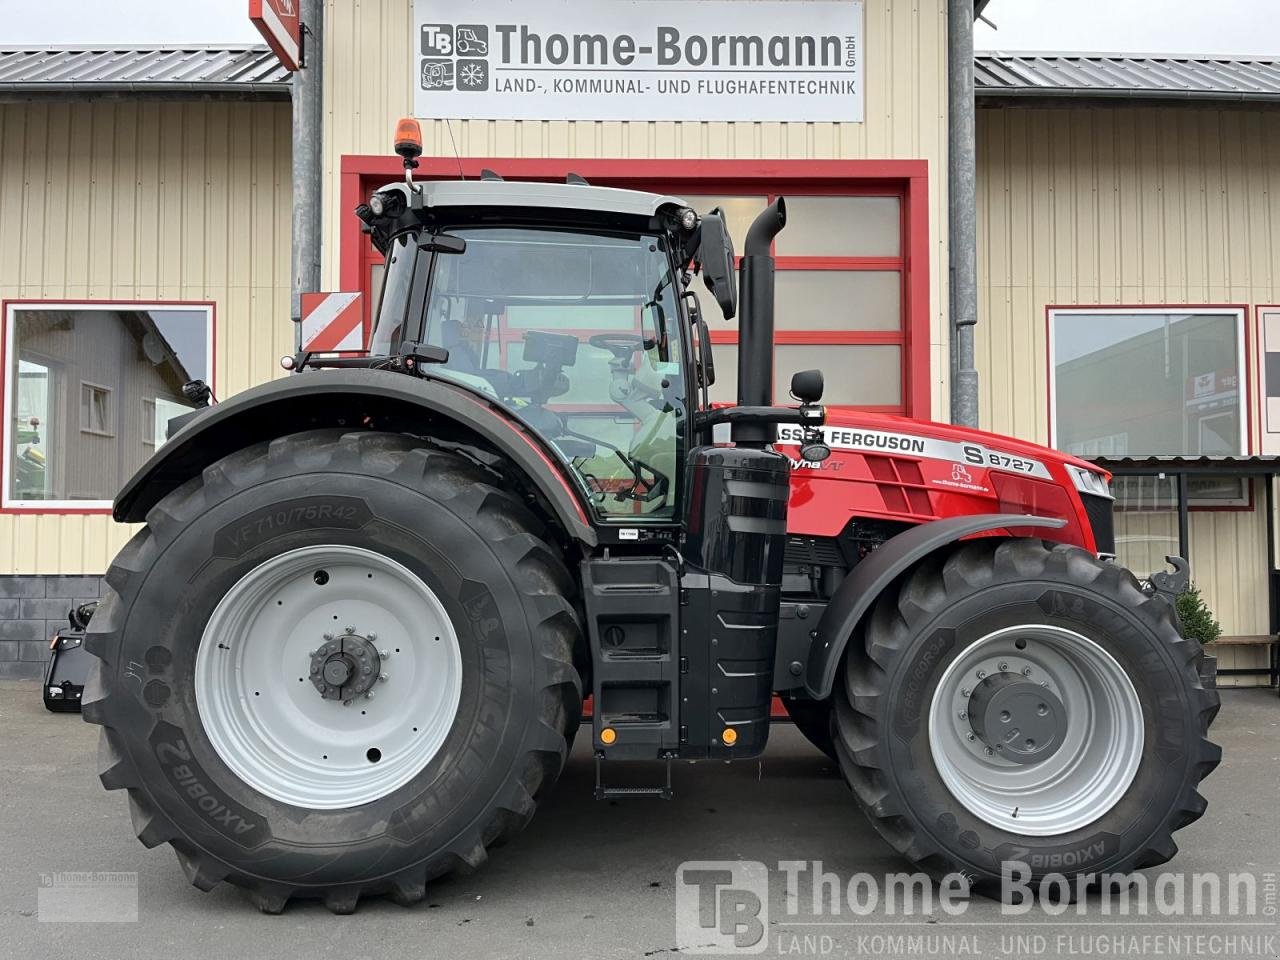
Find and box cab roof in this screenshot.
[380,178,688,220]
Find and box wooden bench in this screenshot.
[1204,635,1279,689]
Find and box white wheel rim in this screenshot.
[195,544,463,809]
[927,624,1144,836]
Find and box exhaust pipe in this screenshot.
[734,197,787,445]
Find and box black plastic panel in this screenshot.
[581,557,681,759]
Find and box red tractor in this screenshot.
[83,122,1218,913]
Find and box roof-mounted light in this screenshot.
[394,117,423,188]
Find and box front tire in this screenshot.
[83,430,582,912]
[834,538,1219,892]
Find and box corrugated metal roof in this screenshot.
[0,45,289,98]
[976,52,1280,102]
[1090,455,1280,475]
[2,45,1278,104]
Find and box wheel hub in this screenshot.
[309,631,383,701]
[967,672,1066,764]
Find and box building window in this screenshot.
[1050,307,1247,456]
[80,383,113,436]
[682,191,908,410]
[4,303,213,509]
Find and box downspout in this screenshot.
[291,0,324,351]
[948,0,979,427]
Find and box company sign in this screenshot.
[411,0,864,122]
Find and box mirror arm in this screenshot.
[695,403,824,430]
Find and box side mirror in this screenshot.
[697,210,737,321]
[790,369,824,404]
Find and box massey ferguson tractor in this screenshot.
[82,120,1219,914]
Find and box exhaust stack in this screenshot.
[733,197,787,445]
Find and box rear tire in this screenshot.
[833,538,1219,893]
[83,430,582,912]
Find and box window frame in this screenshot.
[341,157,931,419]
[1,299,217,514]
[1046,304,1251,457]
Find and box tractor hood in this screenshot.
[774,409,1111,553]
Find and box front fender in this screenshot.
[804,514,1066,698]
[114,369,597,546]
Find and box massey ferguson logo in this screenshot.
[421,23,490,91]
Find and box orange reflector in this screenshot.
[394,117,423,155]
[600,727,617,745]
[722,727,738,746]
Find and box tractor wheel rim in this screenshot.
[926,624,1143,836]
[195,544,463,809]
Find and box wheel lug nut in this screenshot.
[976,669,987,679]
[958,711,967,720]
[998,661,1008,671]
[380,649,390,659]
[961,687,971,697]
[365,691,375,700]
[380,673,389,683]
[367,633,377,641]
[966,732,976,741]
[1000,711,1011,722]
[345,625,356,635]
[323,633,333,641]
[984,747,994,756]
[1040,680,1049,687]
[1022,666,1033,676]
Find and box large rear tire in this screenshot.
[833,538,1219,892]
[83,430,582,913]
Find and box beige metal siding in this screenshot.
[0,100,292,574]
[320,0,954,417]
[977,104,1280,649]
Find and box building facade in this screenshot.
[1,2,1278,682]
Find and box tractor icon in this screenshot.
[456,27,489,56]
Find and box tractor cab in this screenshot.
[355,124,825,534]
[360,178,704,522]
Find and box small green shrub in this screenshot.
[1176,583,1222,645]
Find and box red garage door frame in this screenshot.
[339,156,930,419]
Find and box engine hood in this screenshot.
[772,409,1107,551]
[807,410,1102,476]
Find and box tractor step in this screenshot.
[594,755,673,800]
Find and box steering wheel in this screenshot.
[588,333,649,362]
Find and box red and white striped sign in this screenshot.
[300,292,364,352]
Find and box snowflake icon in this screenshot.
[458,60,488,91]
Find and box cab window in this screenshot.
[421,227,684,520]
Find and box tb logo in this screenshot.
[676,861,769,954]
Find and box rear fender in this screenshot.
[114,368,598,546]
[803,514,1065,699]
